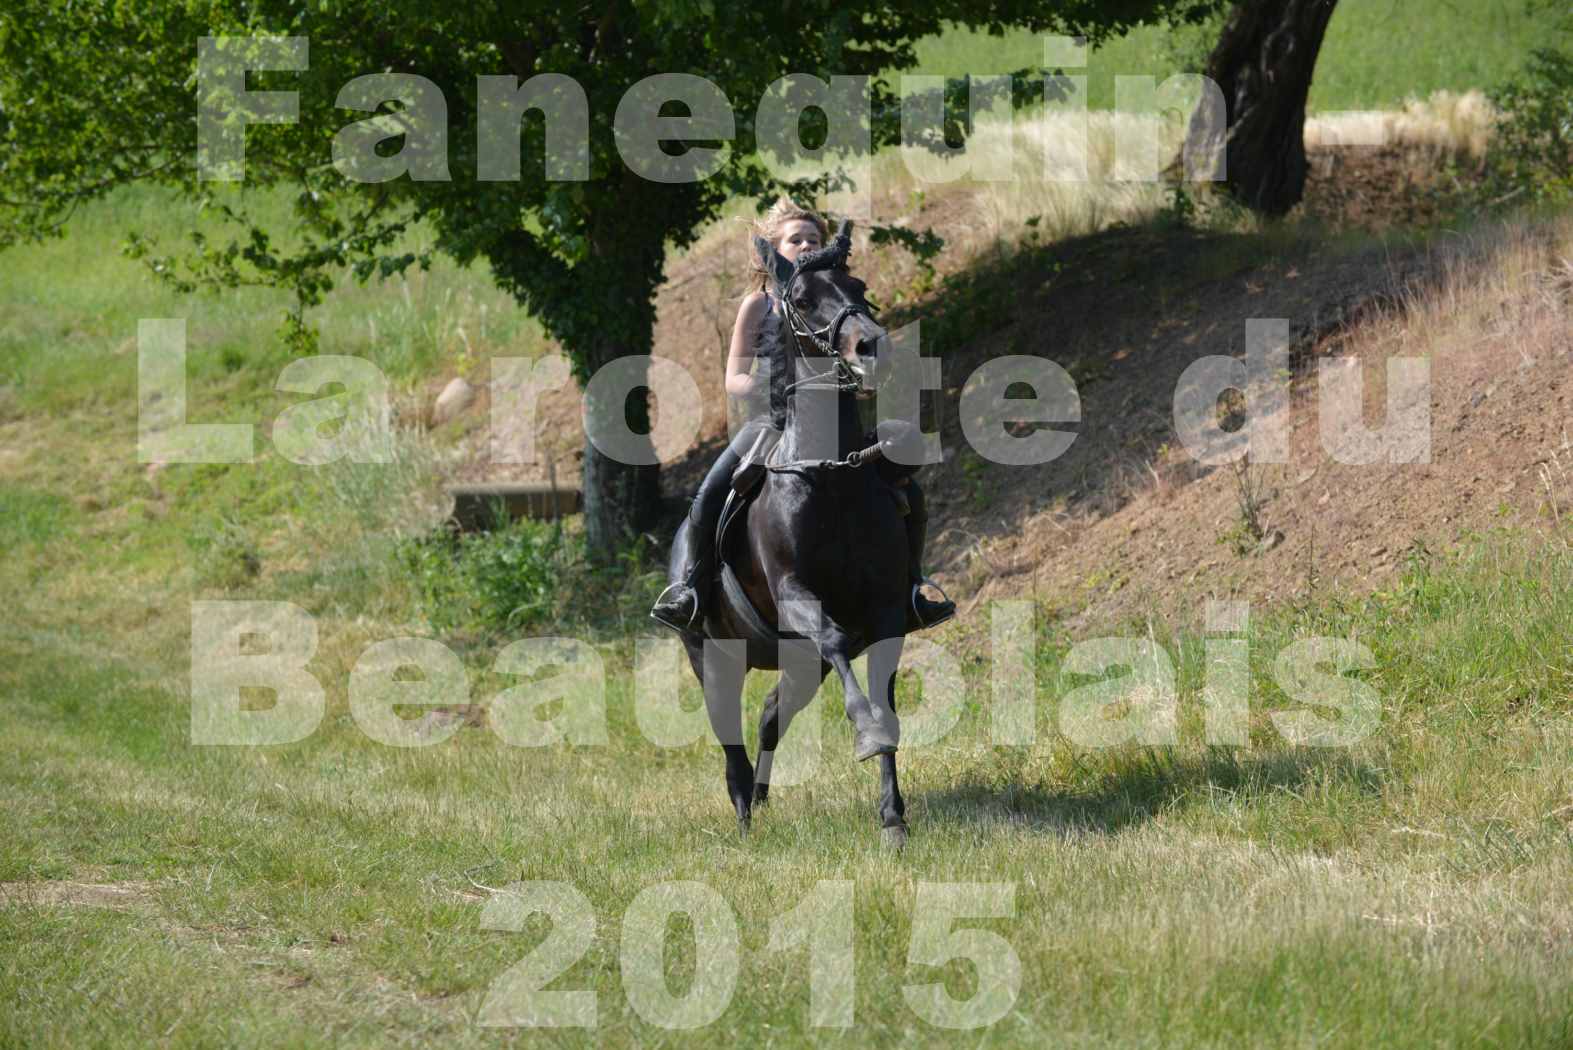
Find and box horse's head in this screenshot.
[755,219,889,399]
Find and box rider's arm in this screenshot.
[724,291,769,398]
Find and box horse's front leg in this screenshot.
[753,648,829,807]
[864,632,909,848]
[825,627,899,763]
[776,591,897,760]
[695,637,753,835]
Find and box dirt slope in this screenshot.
[453,147,1572,630]
[949,227,1571,631]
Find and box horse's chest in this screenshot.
[800,491,906,591]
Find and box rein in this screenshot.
[763,439,885,475]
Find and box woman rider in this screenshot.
[650,196,955,635]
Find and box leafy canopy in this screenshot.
[1,0,1224,368]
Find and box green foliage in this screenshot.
[959,448,992,511]
[0,0,1233,553]
[1483,11,1573,206]
[0,0,1215,356]
[396,516,664,638]
[1160,180,1198,229]
[869,221,945,299]
[399,516,574,635]
[1216,459,1270,557]
[1154,3,1226,75]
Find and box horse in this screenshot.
[665,218,924,849]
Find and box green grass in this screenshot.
[0,182,544,418]
[0,483,78,551]
[1,527,1569,1047]
[2,15,1572,1043]
[903,0,1565,112]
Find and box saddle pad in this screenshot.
[729,425,783,495]
[765,430,788,467]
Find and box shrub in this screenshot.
[397,514,667,639]
[399,515,572,634]
[1483,10,1573,205]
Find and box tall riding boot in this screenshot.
[651,434,747,633]
[903,479,956,631]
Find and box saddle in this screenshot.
[715,425,782,552]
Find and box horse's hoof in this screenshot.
[882,825,908,851]
[854,732,898,762]
[737,816,751,839]
[751,789,770,808]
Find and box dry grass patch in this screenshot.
[0,880,159,911]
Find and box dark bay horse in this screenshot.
[666,219,921,848]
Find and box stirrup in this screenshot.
[910,576,956,629]
[650,581,701,635]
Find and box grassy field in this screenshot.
[905,0,1564,112]
[3,497,1571,1047]
[3,11,1573,1045]
[4,197,1573,1046]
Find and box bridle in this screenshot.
[750,220,896,475]
[775,261,879,396]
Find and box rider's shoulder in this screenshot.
[736,290,772,326]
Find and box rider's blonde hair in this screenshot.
[746,195,829,294]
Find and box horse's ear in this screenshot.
[753,234,794,292]
[832,219,853,267]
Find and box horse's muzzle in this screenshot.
[848,354,879,399]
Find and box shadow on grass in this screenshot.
[912,746,1386,838]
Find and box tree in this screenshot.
[1181,0,1339,216]
[1,0,1222,556]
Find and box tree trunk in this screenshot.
[576,195,666,562]
[579,340,661,560]
[580,439,659,557]
[1183,0,1340,217]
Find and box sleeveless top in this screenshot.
[739,290,786,427]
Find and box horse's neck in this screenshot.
[780,384,862,463]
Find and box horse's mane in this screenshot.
[764,219,854,427]
[765,295,792,429]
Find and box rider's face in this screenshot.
[774,220,822,264]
